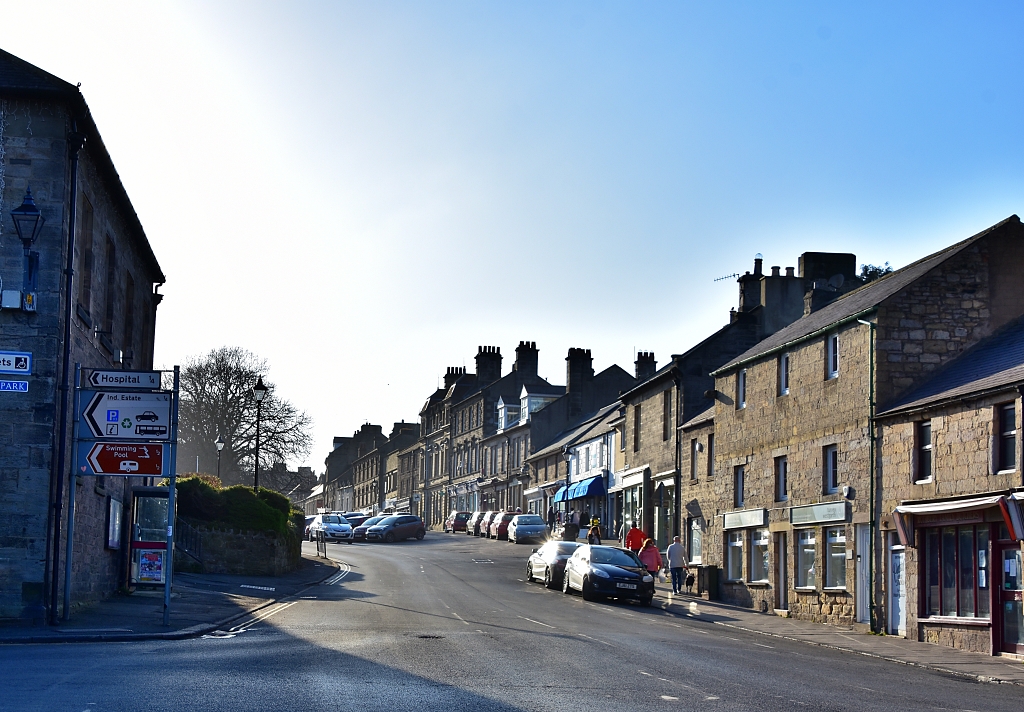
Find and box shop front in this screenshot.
[608,466,647,543]
[891,492,1024,655]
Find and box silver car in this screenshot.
[308,514,353,542]
[507,514,548,544]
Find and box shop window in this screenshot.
[915,421,933,483]
[750,528,769,583]
[998,403,1017,472]
[796,529,816,588]
[727,531,744,581]
[823,445,839,494]
[924,525,989,618]
[826,333,839,379]
[736,369,747,409]
[775,456,788,502]
[734,465,745,508]
[688,518,703,565]
[778,352,790,396]
[825,527,847,588]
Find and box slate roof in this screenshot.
[879,315,1024,416]
[714,216,1020,374]
[529,402,621,462]
[680,405,715,430]
[0,48,164,281]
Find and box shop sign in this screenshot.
[790,501,847,525]
[723,508,768,530]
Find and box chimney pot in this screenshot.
[786,267,795,277]
[771,266,780,277]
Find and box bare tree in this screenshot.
[176,347,313,488]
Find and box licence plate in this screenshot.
[616,583,637,589]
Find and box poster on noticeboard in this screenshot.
[138,549,165,583]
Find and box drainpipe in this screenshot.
[858,318,877,632]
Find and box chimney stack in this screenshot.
[635,351,657,382]
[475,345,502,384]
[514,340,539,380]
[443,366,465,390]
[566,348,594,417]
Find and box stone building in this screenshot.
[878,315,1024,655]
[703,216,1024,630]
[395,441,423,517]
[0,50,165,623]
[322,424,387,513]
[351,422,419,513]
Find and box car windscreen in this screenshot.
[376,516,401,526]
[455,513,469,521]
[322,516,348,525]
[591,548,642,567]
[361,517,385,527]
[548,542,580,556]
[516,515,544,525]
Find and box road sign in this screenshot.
[0,379,28,392]
[80,390,172,440]
[79,441,165,476]
[88,369,161,390]
[0,350,31,375]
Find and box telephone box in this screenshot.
[130,486,171,587]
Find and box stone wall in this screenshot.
[187,527,300,577]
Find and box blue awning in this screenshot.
[553,486,569,502]
[566,476,606,500]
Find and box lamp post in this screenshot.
[252,377,268,493]
[11,187,45,303]
[215,434,225,480]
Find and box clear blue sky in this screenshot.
[3,2,1022,471]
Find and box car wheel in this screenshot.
[347,540,353,545]
[562,571,572,594]
[416,530,425,540]
[543,567,553,588]
[581,577,597,602]
[384,532,395,543]
[640,595,653,607]
[526,562,534,581]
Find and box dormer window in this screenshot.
[496,398,521,432]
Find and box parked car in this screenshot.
[489,512,516,540]
[562,545,654,605]
[478,511,499,537]
[507,513,548,544]
[444,510,471,533]
[308,514,354,543]
[365,515,426,543]
[466,511,485,536]
[303,516,316,539]
[526,541,581,588]
[352,515,387,542]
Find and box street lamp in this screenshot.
[252,377,268,493]
[10,187,45,304]
[215,434,225,480]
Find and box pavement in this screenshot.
[0,553,339,644]
[2,546,1022,689]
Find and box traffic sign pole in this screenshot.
[63,364,82,622]
[163,366,181,627]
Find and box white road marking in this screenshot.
[661,695,679,701]
[640,671,652,676]
[705,696,719,700]
[240,584,275,592]
[518,616,555,629]
[228,600,297,633]
[753,643,773,648]
[452,612,468,625]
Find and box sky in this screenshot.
[2,2,1022,472]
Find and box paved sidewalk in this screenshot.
[652,587,1024,686]
[0,554,339,644]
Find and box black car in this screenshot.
[562,545,654,605]
[526,540,581,588]
[365,515,426,543]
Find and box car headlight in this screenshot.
[591,568,611,579]
[642,574,654,583]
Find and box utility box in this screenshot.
[699,565,720,601]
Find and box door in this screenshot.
[889,544,906,636]
[775,532,788,611]
[856,524,870,623]
[999,545,1024,654]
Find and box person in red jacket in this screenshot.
[624,523,645,553]
[638,538,663,582]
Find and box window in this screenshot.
[824,445,839,494]
[633,404,642,452]
[825,527,847,588]
[998,403,1016,472]
[775,456,788,501]
[103,237,116,336]
[77,196,94,320]
[688,518,703,564]
[796,529,816,588]
[923,525,989,618]
[736,369,747,409]
[662,390,672,441]
[915,421,932,483]
[690,439,698,481]
[826,333,839,379]
[123,271,135,359]
[751,528,769,583]
[727,531,744,581]
[707,434,715,478]
[778,352,790,395]
[734,465,745,508]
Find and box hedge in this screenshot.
[174,476,300,538]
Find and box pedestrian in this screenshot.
[547,506,556,532]
[587,525,602,545]
[666,535,687,595]
[581,509,591,528]
[624,522,646,553]
[638,539,663,586]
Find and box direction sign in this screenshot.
[80,390,172,440]
[0,350,31,375]
[0,379,28,392]
[79,441,164,476]
[88,370,161,390]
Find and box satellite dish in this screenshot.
[828,273,845,289]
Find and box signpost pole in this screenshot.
[163,366,180,626]
[62,364,82,621]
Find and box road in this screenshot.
[3,533,1023,711]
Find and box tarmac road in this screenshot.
[3,533,1023,711]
